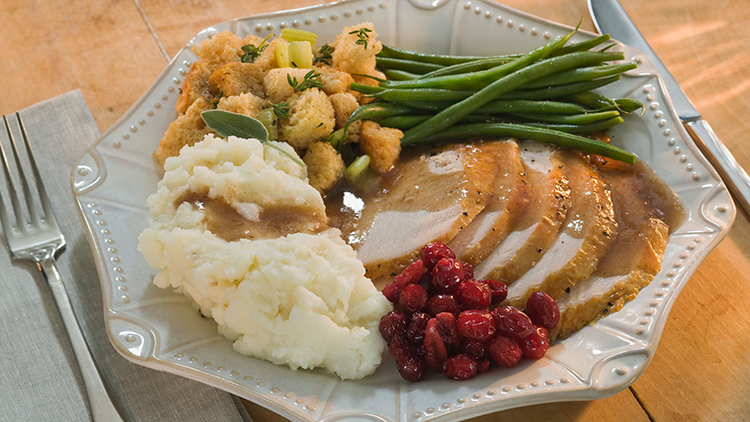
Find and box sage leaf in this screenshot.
[201,109,269,141]
[201,109,305,167]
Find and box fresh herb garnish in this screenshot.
[205,91,224,108]
[271,103,290,121]
[201,109,304,166]
[287,69,323,92]
[240,33,274,63]
[349,28,372,49]
[313,43,334,65]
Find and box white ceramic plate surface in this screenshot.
[72,0,735,421]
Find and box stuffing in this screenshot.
[216,92,266,118]
[314,64,357,97]
[154,99,214,167]
[331,22,382,78]
[329,92,362,143]
[252,38,283,72]
[175,61,214,114]
[359,120,402,174]
[328,92,359,128]
[192,31,244,72]
[303,141,345,194]
[280,88,336,150]
[208,62,265,98]
[263,67,315,104]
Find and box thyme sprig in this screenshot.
[313,43,334,65]
[272,102,290,121]
[206,91,224,108]
[349,28,372,49]
[287,69,323,92]
[240,33,274,63]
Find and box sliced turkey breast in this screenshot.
[549,160,684,341]
[503,151,618,308]
[473,141,571,284]
[328,142,504,279]
[449,140,531,266]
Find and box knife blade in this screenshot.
[588,0,750,216]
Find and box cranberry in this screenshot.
[486,335,522,368]
[442,354,478,381]
[379,310,408,344]
[428,294,459,317]
[520,326,550,359]
[395,259,426,286]
[419,242,455,269]
[434,312,461,352]
[461,338,487,360]
[457,309,496,342]
[460,262,474,280]
[382,281,404,304]
[406,312,430,348]
[399,284,428,314]
[493,306,534,339]
[456,279,492,310]
[476,358,491,374]
[430,258,464,292]
[484,279,508,304]
[525,291,560,329]
[423,318,448,372]
[389,336,427,382]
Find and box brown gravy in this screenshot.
[177,192,327,242]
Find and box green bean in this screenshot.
[380,114,627,134]
[452,52,626,91]
[409,123,636,164]
[613,98,644,113]
[497,75,621,100]
[379,33,574,90]
[548,33,611,57]
[400,50,625,145]
[525,117,625,134]
[380,68,421,81]
[349,82,386,95]
[368,74,622,103]
[418,57,517,79]
[376,57,444,73]
[563,92,643,113]
[380,44,518,65]
[562,91,616,109]
[509,110,622,125]
[346,103,422,122]
[380,114,514,130]
[378,115,432,129]
[400,99,587,115]
[373,88,474,102]
[521,62,637,89]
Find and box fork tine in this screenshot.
[0,115,28,232]
[8,113,42,227]
[15,113,54,227]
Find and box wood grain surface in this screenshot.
[2,0,748,420]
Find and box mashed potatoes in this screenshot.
[138,134,391,379]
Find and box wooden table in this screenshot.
[2,0,748,420]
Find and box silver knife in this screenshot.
[588,0,750,216]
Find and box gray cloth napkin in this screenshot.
[0,90,252,422]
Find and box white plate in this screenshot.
[72,0,735,421]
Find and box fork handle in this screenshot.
[39,254,126,422]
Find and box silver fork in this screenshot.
[1,113,125,422]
